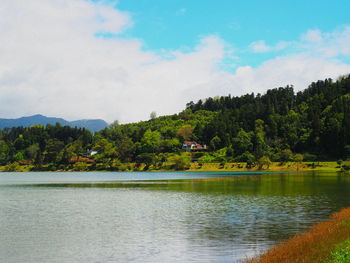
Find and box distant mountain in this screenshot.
[0,114,108,132]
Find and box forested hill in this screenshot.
[103,75,350,161]
[0,75,349,170]
[179,75,350,159]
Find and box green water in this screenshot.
[1,171,350,263]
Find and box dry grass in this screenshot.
[245,207,350,263]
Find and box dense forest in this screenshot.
[0,75,350,171]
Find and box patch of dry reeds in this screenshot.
[245,207,350,263]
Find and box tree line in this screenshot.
[0,75,349,171]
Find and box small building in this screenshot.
[81,150,98,157]
[88,150,98,156]
[182,141,208,151]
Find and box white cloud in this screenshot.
[0,0,350,124]
[301,29,323,43]
[0,0,232,123]
[250,40,271,53]
[250,40,291,53]
[227,55,350,95]
[300,26,350,57]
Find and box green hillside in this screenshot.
[0,75,349,171]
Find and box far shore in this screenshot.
[0,161,347,173]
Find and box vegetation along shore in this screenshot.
[245,206,350,263]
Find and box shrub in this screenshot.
[168,153,191,170]
[257,156,271,170]
[95,163,110,171]
[198,154,216,164]
[4,162,21,172]
[303,153,318,161]
[72,162,89,171]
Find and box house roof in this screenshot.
[183,141,200,145]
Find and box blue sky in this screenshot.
[1,0,350,122]
[115,0,350,67]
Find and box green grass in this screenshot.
[324,239,350,263]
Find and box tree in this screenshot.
[72,162,90,171]
[139,129,162,153]
[26,144,40,161]
[60,140,83,164]
[294,153,304,163]
[44,139,64,163]
[210,135,221,151]
[293,153,304,170]
[13,151,25,161]
[281,149,293,163]
[253,119,267,158]
[93,137,116,157]
[177,125,193,141]
[150,111,157,120]
[115,134,135,160]
[0,140,10,165]
[161,138,180,153]
[109,120,119,129]
[135,153,157,170]
[168,153,191,170]
[198,154,216,164]
[233,129,253,156]
[257,156,271,170]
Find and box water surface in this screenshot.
[1,171,350,263]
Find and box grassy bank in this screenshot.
[187,161,341,172]
[245,207,350,263]
[0,161,344,173]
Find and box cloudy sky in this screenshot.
[1,0,350,123]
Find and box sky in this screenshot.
[1,0,350,123]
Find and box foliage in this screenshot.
[293,153,304,163]
[257,156,271,170]
[281,149,293,162]
[1,76,350,170]
[72,162,90,171]
[177,125,193,141]
[198,154,216,164]
[342,161,350,171]
[4,162,21,172]
[324,239,350,263]
[168,153,191,170]
[150,111,157,120]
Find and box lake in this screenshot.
[1,171,350,263]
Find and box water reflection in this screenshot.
[1,172,350,263]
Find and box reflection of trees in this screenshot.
[30,173,350,255]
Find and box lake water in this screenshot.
[1,171,350,263]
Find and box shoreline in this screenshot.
[245,206,350,263]
[0,161,346,173]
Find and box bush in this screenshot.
[280,149,293,162]
[303,153,317,161]
[235,151,255,162]
[4,162,21,172]
[168,153,191,170]
[342,161,350,171]
[198,154,216,164]
[72,162,89,171]
[293,153,304,163]
[95,163,110,171]
[257,156,271,170]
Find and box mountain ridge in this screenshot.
[0,114,108,132]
